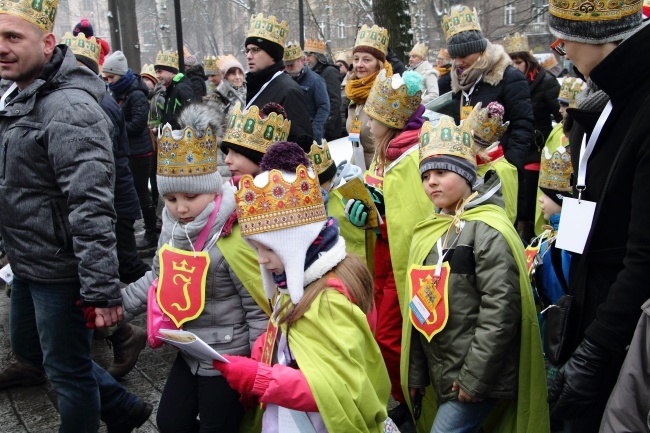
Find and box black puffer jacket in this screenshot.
[527,68,561,162]
[112,75,152,156]
[186,64,208,100]
[161,74,197,130]
[312,61,343,140]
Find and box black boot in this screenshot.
[105,399,153,433]
[0,354,47,389]
[105,323,147,379]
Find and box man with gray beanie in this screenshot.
[543,0,650,431]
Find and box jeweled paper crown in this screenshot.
[419,115,475,164]
[540,54,558,70]
[235,166,327,236]
[558,77,586,108]
[354,24,389,54]
[157,124,218,177]
[140,63,157,79]
[442,6,481,41]
[465,101,509,148]
[364,69,423,130]
[223,103,291,155]
[0,0,58,32]
[204,55,219,75]
[502,32,529,54]
[60,32,100,66]
[155,50,179,69]
[308,140,334,176]
[539,145,572,192]
[247,13,288,47]
[283,42,303,61]
[549,0,641,21]
[410,43,429,59]
[304,38,327,54]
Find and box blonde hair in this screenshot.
[372,126,401,168]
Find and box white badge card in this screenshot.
[555,197,596,254]
[0,263,13,285]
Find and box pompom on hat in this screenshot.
[73,18,94,37]
[363,70,423,130]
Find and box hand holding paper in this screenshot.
[158,330,229,363]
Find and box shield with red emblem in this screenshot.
[525,244,540,274]
[408,263,450,342]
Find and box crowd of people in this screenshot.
[1,0,649,432]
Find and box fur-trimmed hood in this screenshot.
[177,100,226,143]
[451,42,512,92]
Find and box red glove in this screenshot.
[213,355,260,396]
[75,300,96,329]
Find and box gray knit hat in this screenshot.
[103,51,128,75]
[447,30,488,58]
[420,155,477,186]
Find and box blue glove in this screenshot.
[366,185,385,216]
[345,199,369,228]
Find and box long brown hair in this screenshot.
[509,51,539,77]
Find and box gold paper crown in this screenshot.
[304,38,327,54]
[235,166,327,236]
[157,124,218,176]
[0,0,58,32]
[410,43,429,59]
[140,63,157,80]
[549,0,641,21]
[437,48,451,61]
[248,14,289,47]
[419,115,475,165]
[335,50,352,65]
[364,70,423,130]
[540,54,558,70]
[558,77,586,108]
[308,140,335,176]
[502,32,529,54]
[442,6,481,41]
[155,51,179,69]
[60,32,100,66]
[204,55,219,75]
[223,103,291,155]
[539,146,572,192]
[465,102,509,148]
[283,42,303,62]
[354,24,389,55]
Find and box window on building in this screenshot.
[504,1,516,25]
[338,19,345,39]
[531,0,546,23]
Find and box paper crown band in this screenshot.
[157,123,218,176]
[442,6,482,41]
[60,32,100,66]
[223,103,291,155]
[0,0,58,33]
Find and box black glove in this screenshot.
[548,337,611,419]
[366,185,385,216]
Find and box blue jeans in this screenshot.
[431,398,497,433]
[10,275,137,433]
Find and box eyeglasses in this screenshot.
[550,39,566,56]
[245,46,263,55]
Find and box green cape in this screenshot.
[330,189,369,263]
[477,157,518,224]
[534,123,567,236]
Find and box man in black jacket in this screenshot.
[155,50,197,130]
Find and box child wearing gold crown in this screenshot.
[403,115,549,432]
[119,109,269,432]
[212,141,396,432]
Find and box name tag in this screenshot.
[556,197,596,254]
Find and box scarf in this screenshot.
[345,61,393,104]
[435,66,451,77]
[563,78,610,136]
[245,60,285,102]
[109,69,136,99]
[451,42,511,92]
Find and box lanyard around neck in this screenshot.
[577,101,613,200]
[0,82,18,111]
[245,71,283,110]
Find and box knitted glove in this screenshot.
[213,355,260,396]
[366,185,385,216]
[75,300,96,329]
[344,199,368,228]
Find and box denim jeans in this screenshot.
[10,275,138,433]
[431,398,497,433]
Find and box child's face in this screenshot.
[163,192,216,224]
[539,193,562,220]
[249,240,285,275]
[367,117,390,140]
[422,169,472,214]
[224,148,260,177]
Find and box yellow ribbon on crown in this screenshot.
[549,0,642,21]
[155,50,179,69]
[283,42,303,62]
[0,0,58,32]
[539,146,572,192]
[419,115,476,165]
[247,13,289,47]
[364,69,423,130]
[59,32,100,66]
[204,55,219,75]
[558,77,586,108]
[157,124,218,176]
[223,103,291,155]
[354,24,389,54]
[442,6,481,41]
[304,38,327,54]
[502,32,529,54]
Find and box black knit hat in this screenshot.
[549,10,643,44]
[220,140,265,165]
[420,154,477,186]
[154,64,179,74]
[75,54,99,75]
[447,30,488,58]
[245,37,285,62]
[540,187,571,206]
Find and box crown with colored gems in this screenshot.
[60,32,100,66]
[155,50,179,69]
[235,166,327,236]
[549,0,641,21]
[354,24,389,54]
[204,55,219,75]
[502,32,529,54]
[283,42,303,62]
[465,101,509,148]
[0,0,58,32]
[364,70,423,130]
[157,124,218,177]
[539,145,573,192]
[540,54,558,70]
[558,77,586,108]
[304,38,327,54]
[419,115,475,164]
[223,103,291,155]
[308,140,335,176]
[410,43,429,59]
[248,13,289,47]
[442,6,481,41]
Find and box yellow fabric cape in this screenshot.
[329,189,369,263]
[477,158,518,224]
[280,289,391,432]
[400,204,550,433]
[534,123,567,236]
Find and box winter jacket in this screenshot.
[161,73,197,130]
[311,61,343,140]
[0,46,121,307]
[346,103,373,168]
[438,73,451,95]
[386,50,406,75]
[122,187,268,375]
[186,65,208,100]
[292,66,330,143]
[409,61,439,105]
[112,75,153,157]
[527,68,562,163]
[340,73,351,137]
[204,80,246,123]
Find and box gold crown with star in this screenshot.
[223,103,291,155]
[304,38,327,54]
[204,55,219,75]
[283,42,303,61]
[354,24,389,54]
[465,102,509,149]
[419,115,475,164]
[540,54,558,70]
[442,6,481,41]
[364,69,423,130]
[0,0,58,32]
[502,32,529,54]
[308,140,335,176]
[157,123,218,177]
[155,50,179,69]
[235,166,327,236]
[59,32,100,66]
[539,145,573,192]
[549,0,641,21]
[410,43,429,59]
[558,77,586,108]
[248,13,289,47]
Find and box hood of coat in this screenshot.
[464,168,506,211]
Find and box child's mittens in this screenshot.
[344,199,369,227]
[75,300,96,329]
[213,355,261,396]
